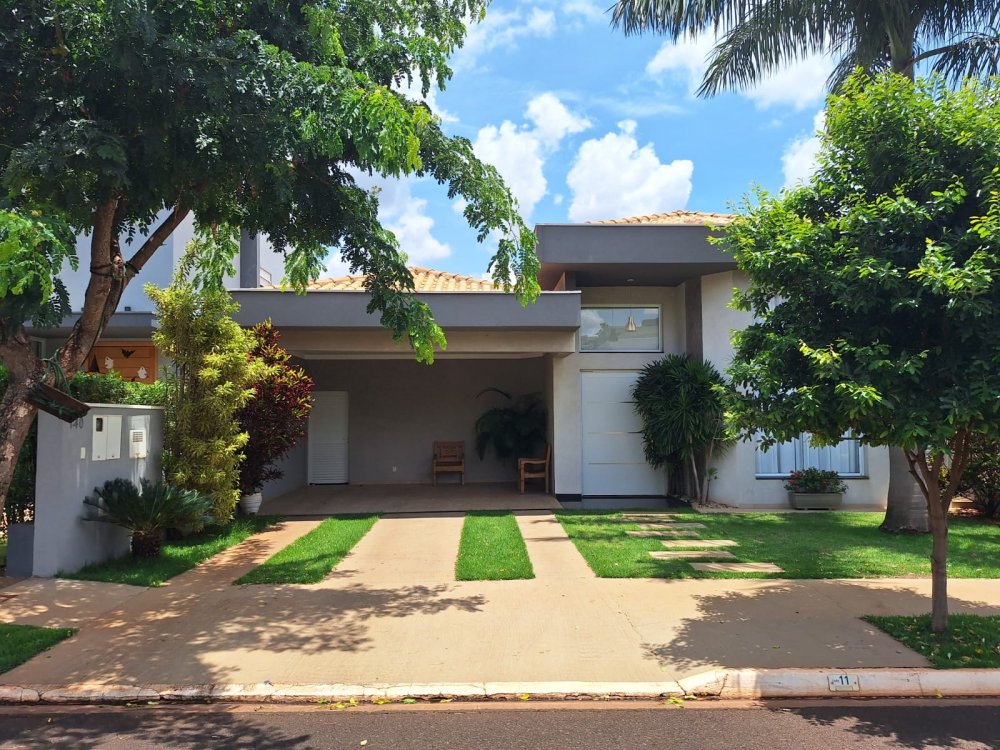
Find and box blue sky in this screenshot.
[328,0,835,280]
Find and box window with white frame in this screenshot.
[580,306,661,352]
[755,434,864,477]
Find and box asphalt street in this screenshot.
[0,701,997,750]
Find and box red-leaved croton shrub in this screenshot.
[236,321,314,496]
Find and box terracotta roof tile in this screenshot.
[589,210,733,227]
[301,266,501,293]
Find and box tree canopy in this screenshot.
[719,71,1000,630]
[610,0,1000,94]
[0,1,541,516]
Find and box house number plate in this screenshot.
[828,674,861,692]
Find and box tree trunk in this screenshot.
[0,338,44,512]
[927,487,950,632]
[881,446,930,533]
[0,201,190,517]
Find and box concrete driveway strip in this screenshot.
[5,512,1000,691]
[0,579,144,629]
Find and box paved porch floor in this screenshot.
[260,483,561,516]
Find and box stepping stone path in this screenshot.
[689,562,784,573]
[649,550,737,560]
[625,530,701,538]
[609,515,684,523]
[638,522,706,530]
[659,539,738,548]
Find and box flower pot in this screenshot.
[789,492,843,510]
[4,522,35,576]
[239,492,263,515]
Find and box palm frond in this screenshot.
[923,30,1000,82]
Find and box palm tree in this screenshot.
[612,0,999,533]
[611,1,1000,93]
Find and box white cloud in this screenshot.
[563,0,606,23]
[323,173,452,276]
[473,92,591,220]
[781,110,825,189]
[456,7,556,70]
[646,33,832,110]
[566,120,694,222]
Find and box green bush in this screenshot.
[82,478,214,558]
[147,243,269,522]
[68,371,166,406]
[474,388,546,462]
[958,435,1000,518]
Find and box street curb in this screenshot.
[2,670,999,705]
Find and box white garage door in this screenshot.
[582,371,665,496]
[308,391,349,484]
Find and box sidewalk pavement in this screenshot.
[2,511,999,702]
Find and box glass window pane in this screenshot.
[755,433,863,477]
[580,307,660,351]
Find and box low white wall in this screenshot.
[33,405,164,576]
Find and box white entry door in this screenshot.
[308,391,349,484]
[582,371,665,496]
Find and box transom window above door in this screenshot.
[580,306,661,352]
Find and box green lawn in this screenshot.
[866,615,1000,668]
[0,623,75,674]
[63,516,278,587]
[235,515,378,585]
[556,509,1000,579]
[455,511,534,581]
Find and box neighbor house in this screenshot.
[37,211,890,508]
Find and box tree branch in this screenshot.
[126,202,190,273]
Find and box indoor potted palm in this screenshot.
[784,468,848,510]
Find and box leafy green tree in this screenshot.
[0,1,538,520]
[632,355,732,503]
[610,1,1000,92]
[148,245,271,522]
[720,72,1000,631]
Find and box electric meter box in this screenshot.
[91,414,122,461]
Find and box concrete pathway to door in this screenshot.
[5,511,1000,692]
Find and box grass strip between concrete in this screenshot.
[62,516,279,587]
[235,514,378,585]
[556,510,1000,579]
[0,623,75,675]
[455,511,534,581]
[865,614,1000,668]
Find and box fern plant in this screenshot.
[474,388,546,462]
[83,478,214,558]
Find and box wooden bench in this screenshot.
[432,441,465,485]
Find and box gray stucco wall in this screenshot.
[303,358,546,485]
[32,405,164,576]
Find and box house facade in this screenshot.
[39,210,890,508]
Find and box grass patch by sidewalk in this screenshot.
[557,509,1000,579]
[235,515,378,585]
[455,511,534,581]
[63,516,278,587]
[0,623,75,674]
[865,614,1000,668]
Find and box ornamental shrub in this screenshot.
[68,371,166,406]
[236,321,314,496]
[783,468,848,495]
[147,249,268,523]
[957,435,1000,518]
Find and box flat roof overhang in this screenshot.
[535,223,737,288]
[230,289,581,331]
[28,311,157,339]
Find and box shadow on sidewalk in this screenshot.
[641,579,1000,673]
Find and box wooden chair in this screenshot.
[518,443,551,494]
[432,441,465,485]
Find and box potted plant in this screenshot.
[236,321,314,514]
[474,388,546,464]
[784,468,848,510]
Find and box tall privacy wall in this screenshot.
[32,404,164,576]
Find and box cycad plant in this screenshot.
[632,355,733,503]
[474,388,547,463]
[83,478,214,558]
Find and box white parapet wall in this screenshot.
[32,404,164,577]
